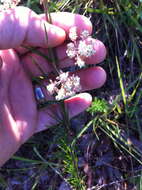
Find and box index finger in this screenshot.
[40,12,93,37]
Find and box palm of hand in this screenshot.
[0,48,91,147]
[0,50,37,145]
[0,7,107,166]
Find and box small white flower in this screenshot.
[55,88,66,100]
[78,41,95,58]
[67,43,75,49]
[66,43,76,58]
[69,26,78,41]
[56,71,69,83]
[46,80,56,95]
[75,56,85,68]
[80,30,90,40]
[71,75,81,91]
[63,80,72,91]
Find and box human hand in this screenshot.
[0,6,106,166]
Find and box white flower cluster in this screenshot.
[46,28,96,101]
[46,71,81,100]
[66,27,96,68]
[0,0,20,11]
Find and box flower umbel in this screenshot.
[46,71,81,101]
[46,28,96,101]
[78,40,95,58]
[66,27,96,68]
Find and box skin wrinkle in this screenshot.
[0,53,12,97]
[37,105,60,131]
[8,66,20,121]
[0,49,36,144]
[9,67,37,143]
[7,67,17,124]
[0,103,22,167]
[0,92,22,147]
[0,50,23,144]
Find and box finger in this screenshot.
[52,39,107,66]
[21,39,106,77]
[75,66,106,91]
[33,66,106,105]
[36,93,92,132]
[0,6,66,49]
[40,12,93,37]
[15,11,93,55]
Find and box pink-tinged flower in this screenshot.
[46,80,57,95]
[80,30,90,40]
[46,71,81,101]
[69,26,78,42]
[78,41,96,58]
[66,43,76,58]
[56,71,69,83]
[55,87,66,101]
[66,27,96,68]
[75,56,85,68]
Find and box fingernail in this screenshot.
[35,87,45,101]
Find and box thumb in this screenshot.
[0,6,66,49]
